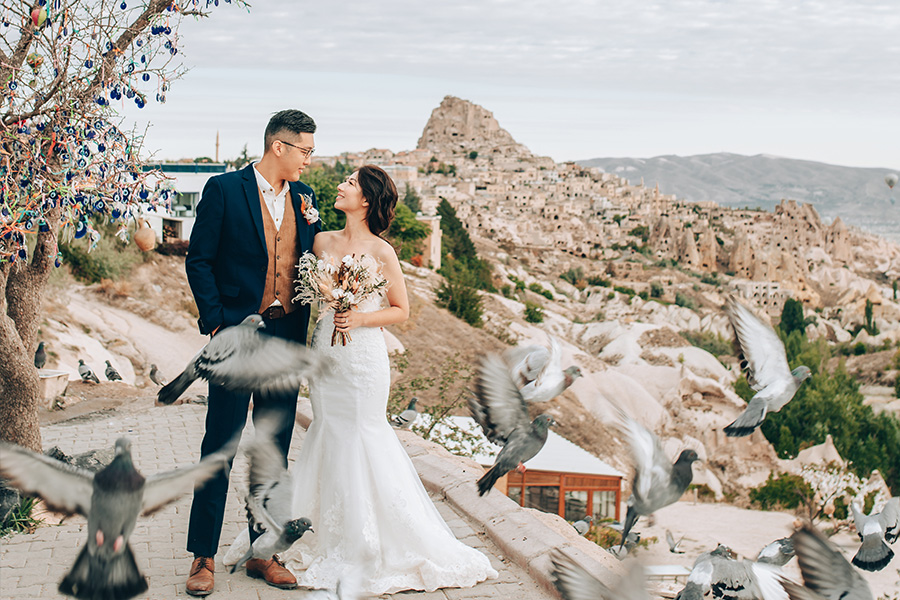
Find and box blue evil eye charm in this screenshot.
[94,200,105,212]
[139,188,149,199]
[18,249,27,260]
[125,87,135,98]
[84,59,93,68]
[136,39,142,47]
[120,1,126,7]
[97,143,105,152]
[55,256,62,268]
[39,220,50,232]
[142,73,150,81]
[8,80,17,90]
[74,220,87,238]
[24,219,34,230]
[135,97,145,108]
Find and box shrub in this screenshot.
[59,229,143,284]
[682,331,732,357]
[614,285,635,296]
[587,275,610,287]
[650,282,664,298]
[674,292,696,310]
[749,472,814,510]
[528,282,553,300]
[436,279,483,326]
[700,273,719,286]
[524,301,544,323]
[560,266,585,286]
[500,285,514,299]
[155,239,189,256]
[853,342,867,356]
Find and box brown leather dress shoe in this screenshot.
[186,556,215,597]
[244,555,298,589]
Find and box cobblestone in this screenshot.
[0,403,554,599]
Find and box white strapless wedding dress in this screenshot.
[237,293,497,594]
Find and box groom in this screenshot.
[182,109,320,596]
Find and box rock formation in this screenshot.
[417,95,532,157]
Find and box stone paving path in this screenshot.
[0,403,554,600]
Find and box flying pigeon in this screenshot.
[231,416,314,573]
[723,296,811,437]
[35,341,47,369]
[469,353,556,496]
[675,544,763,600]
[757,537,795,566]
[504,336,583,403]
[391,397,419,429]
[573,515,593,536]
[780,522,873,600]
[105,360,122,382]
[157,315,330,405]
[148,364,167,387]
[78,359,100,384]
[850,498,898,571]
[0,437,236,600]
[666,529,686,554]
[618,412,699,551]
[550,549,649,600]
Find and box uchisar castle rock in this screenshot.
[333,96,899,499]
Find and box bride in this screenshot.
[279,165,496,593]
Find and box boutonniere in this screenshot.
[300,194,319,225]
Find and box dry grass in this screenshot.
[96,278,133,299]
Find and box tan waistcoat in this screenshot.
[258,190,301,314]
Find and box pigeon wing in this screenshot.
[141,449,231,515]
[503,344,548,386]
[879,497,899,543]
[245,489,284,537]
[470,354,531,445]
[725,297,793,392]
[710,558,761,599]
[533,336,562,389]
[246,416,294,524]
[791,523,873,600]
[0,442,94,516]
[550,550,614,600]
[623,415,672,502]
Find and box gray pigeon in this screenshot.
[667,529,686,554]
[573,515,593,536]
[675,544,763,600]
[850,498,898,571]
[504,336,583,403]
[550,549,649,600]
[231,416,314,574]
[757,536,795,566]
[618,413,699,551]
[724,296,811,437]
[78,359,100,384]
[469,353,556,496]
[148,364,167,387]
[35,341,47,369]
[780,522,873,600]
[0,437,236,600]
[391,397,419,429]
[105,360,122,382]
[157,315,329,405]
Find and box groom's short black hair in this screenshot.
[264,109,316,151]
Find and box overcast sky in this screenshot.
[121,0,900,169]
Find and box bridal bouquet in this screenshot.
[294,252,387,346]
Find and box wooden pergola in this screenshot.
[502,469,622,522]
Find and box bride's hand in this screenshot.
[334,310,365,332]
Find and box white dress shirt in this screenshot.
[252,162,288,230]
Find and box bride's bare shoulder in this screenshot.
[371,237,400,265]
[312,231,339,255]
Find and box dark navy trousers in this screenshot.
[186,309,306,558]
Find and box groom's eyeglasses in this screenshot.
[278,140,316,158]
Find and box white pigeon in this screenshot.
[850,498,898,571]
[391,397,419,429]
[780,522,873,600]
[550,550,649,600]
[723,296,811,437]
[572,515,593,536]
[231,416,314,573]
[666,529,686,554]
[504,336,582,404]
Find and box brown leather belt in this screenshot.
[260,305,286,320]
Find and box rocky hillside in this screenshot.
[578,153,900,242]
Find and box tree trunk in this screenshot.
[0,215,60,452]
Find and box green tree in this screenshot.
[864,299,878,335]
[468,151,478,160]
[524,301,544,323]
[225,143,257,170]
[436,199,493,291]
[303,161,353,231]
[401,184,421,213]
[387,204,429,261]
[779,298,808,337]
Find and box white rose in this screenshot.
[331,289,345,299]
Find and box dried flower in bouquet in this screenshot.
[294,253,388,345]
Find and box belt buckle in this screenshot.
[262,306,285,320]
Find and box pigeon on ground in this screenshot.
[231,416,314,573]
[105,360,122,382]
[550,549,649,600]
[35,341,47,369]
[780,522,873,600]
[148,364,167,387]
[503,336,583,403]
[391,397,419,429]
[667,529,686,554]
[723,296,811,437]
[850,498,898,571]
[573,515,593,536]
[157,314,330,405]
[757,537,795,566]
[618,412,699,551]
[469,353,556,496]
[607,521,641,550]
[78,359,100,384]
[0,437,236,600]
[675,544,766,600]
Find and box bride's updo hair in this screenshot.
[358,165,398,236]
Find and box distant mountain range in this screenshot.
[577,153,900,242]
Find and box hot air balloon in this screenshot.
[887,173,899,189]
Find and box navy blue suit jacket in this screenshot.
[185,164,320,340]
